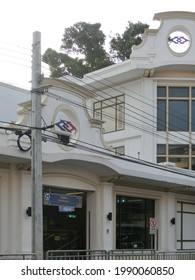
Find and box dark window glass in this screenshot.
[157,86,166,97]
[192,101,195,131]
[169,87,189,97]
[191,158,195,170]
[169,145,189,155]
[192,88,195,98]
[157,144,166,155]
[157,157,166,163]
[192,145,195,155]
[116,196,154,250]
[157,100,166,131]
[169,100,188,131]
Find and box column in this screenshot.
[159,192,177,251]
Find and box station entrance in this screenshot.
[43,186,86,253]
[116,196,155,249]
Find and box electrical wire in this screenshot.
[1,119,195,180]
[0,38,194,144]
[1,68,195,176]
[1,41,194,145]
[0,40,31,52]
[48,77,195,145]
[64,73,195,144]
[45,89,173,143]
[41,130,195,180]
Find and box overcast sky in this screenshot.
[0,0,195,89]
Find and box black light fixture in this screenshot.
[170,218,175,225]
[26,207,32,217]
[107,212,112,221]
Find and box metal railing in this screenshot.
[157,250,195,260]
[46,249,195,260]
[1,249,195,260]
[108,249,156,260]
[46,249,107,260]
[0,253,37,260]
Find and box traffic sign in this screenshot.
[149,217,157,234]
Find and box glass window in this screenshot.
[157,145,191,170]
[157,86,195,170]
[192,87,195,98]
[191,148,195,170]
[157,144,166,155]
[168,157,189,169]
[116,196,154,250]
[169,87,189,97]
[157,157,166,163]
[191,158,195,170]
[93,95,125,133]
[157,86,166,97]
[177,202,195,250]
[102,106,116,132]
[169,100,188,131]
[192,145,195,155]
[114,146,125,155]
[157,100,166,131]
[192,101,195,131]
[169,145,189,155]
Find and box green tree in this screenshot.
[42,48,89,78]
[42,22,113,78]
[42,21,149,78]
[110,21,149,62]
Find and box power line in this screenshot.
[1,79,195,175]
[1,117,195,180]
[72,73,195,143]
[48,77,194,145]
[0,40,31,52]
[41,130,195,180]
[57,73,195,145]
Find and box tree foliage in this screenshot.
[42,21,149,78]
[110,21,149,62]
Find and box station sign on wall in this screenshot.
[43,193,82,209]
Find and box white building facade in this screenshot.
[1,11,195,258]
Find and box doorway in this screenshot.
[116,195,155,249]
[43,186,86,253]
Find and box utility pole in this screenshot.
[31,31,43,259]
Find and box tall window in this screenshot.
[177,202,195,250]
[157,86,195,131]
[93,95,125,133]
[157,86,195,170]
[116,195,155,249]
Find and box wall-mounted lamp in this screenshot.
[107,212,112,221]
[170,218,175,225]
[26,207,32,217]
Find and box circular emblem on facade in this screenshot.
[168,28,191,55]
[52,104,80,151]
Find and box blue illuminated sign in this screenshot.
[43,193,82,208]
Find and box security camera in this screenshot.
[53,130,71,145]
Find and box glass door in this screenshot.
[116,196,154,249]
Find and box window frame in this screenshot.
[93,94,125,133]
